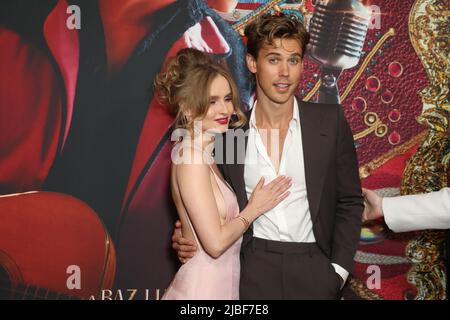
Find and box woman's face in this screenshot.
[201,75,234,134]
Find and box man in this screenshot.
[362,188,450,231]
[172,13,363,299]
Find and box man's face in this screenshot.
[246,38,303,105]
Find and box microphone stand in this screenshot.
[318,66,343,104]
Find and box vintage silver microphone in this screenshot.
[306,0,371,104]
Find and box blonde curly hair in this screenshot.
[154,48,246,133]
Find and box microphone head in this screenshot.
[306,0,371,70]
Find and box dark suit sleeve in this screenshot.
[331,106,364,274]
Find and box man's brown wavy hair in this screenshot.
[244,13,310,59]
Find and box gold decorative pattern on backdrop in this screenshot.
[348,277,384,300]
[359,130,427,179]
[399,0,450,300]
[408,0,449,113]
[304,29,396,141]
[340,28,396,103]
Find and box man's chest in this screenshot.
[244,128,307,194]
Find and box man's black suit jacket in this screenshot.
[216,99,363,273]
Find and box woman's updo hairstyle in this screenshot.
[155,48,246,132]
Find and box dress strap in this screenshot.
[208,164,234,193]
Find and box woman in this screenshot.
[155,48,291,299]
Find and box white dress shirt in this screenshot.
[383,187,450,232]
[244,100,348,283]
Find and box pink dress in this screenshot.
[162,166,242,300]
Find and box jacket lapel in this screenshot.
[227,101,330,222]
[224,110,251,211]
[299,100,329,223]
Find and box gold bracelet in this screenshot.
[237,216,250,230]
